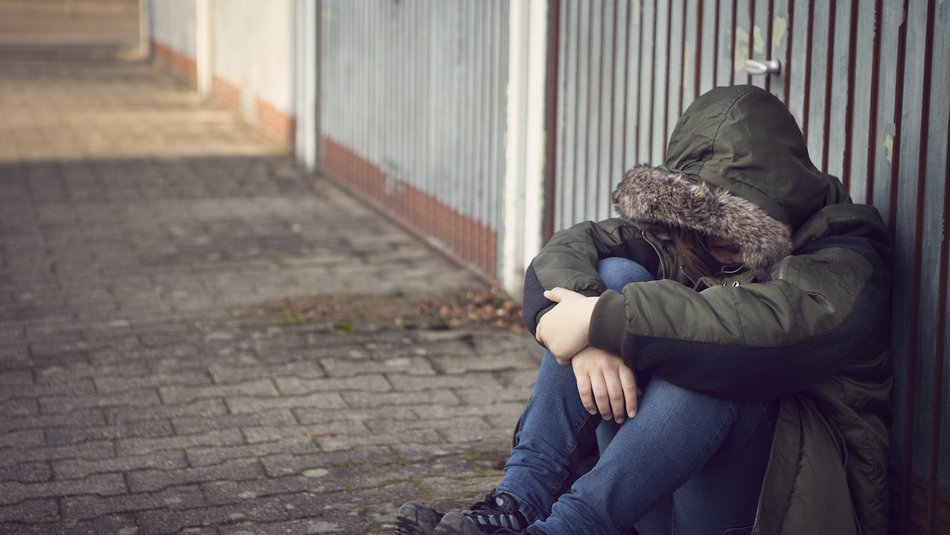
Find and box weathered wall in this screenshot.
[211,0,295,146]
[147,0,295,149]
[149,0,196,80]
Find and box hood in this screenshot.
[612,85,837,279]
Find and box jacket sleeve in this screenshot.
[587,236,891,401]
[522,218,661,335]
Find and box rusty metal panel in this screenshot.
[319,0,508,277]
[769,0,790,103]
[698,0,718,95]
[846,0,878,206]
[638,0,656,164]
[650,0,669,164]
[825,0,853,186]
[751,0,771,92]
[665,0,685,158]
[546,1,950,530]
[734,0,752,87]
[586,0,603,221]
[715,0,734,87]
[608,0,630,220]
[622,0,643,178]
[681,0,699,109]
[806,1,831,172]
[928,0,950,510]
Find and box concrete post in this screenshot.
[196,0,213,98]
[501,0,548,296]
[138,0,150,57]
[294,0,320,170]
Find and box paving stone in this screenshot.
[454,385,534,405]
[201,475,346,506]
[107,398,228,424]
[1,410,105,436]
[386,371,503,392]
[159,379,278,404]
[341,389,459,409]
[172,408,297,435]
[317,428,443,452]
[0,472,126,505]
[0,462,51,483]
[45,418,174,446]
[53,450,188,480]
[319,355,436,378]
[136,495,290,535]
[273,374,391,396]
[259,447,398,478]
[0,369,34,386]
[127,457,265,493]
[116,429,244,457]
[226,392,347,414]
[0,398,38,416]
[292,404,417,425]
[0,429,45,448]
[39,389,162,414]
[185,437,317,467]
[61,484,206,521]
[336,455,476,490]
[219,514,368,535]
[411,401,527,421]
[95,370,212,393]
[10,514,142,535]
[35,360,150,384]
[0,440,115,468]
[0,498,59,524]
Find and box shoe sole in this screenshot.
[396,502,443,535]
[433,512,489,535]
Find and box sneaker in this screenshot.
[396,502,444,535]
[432,491,532,534]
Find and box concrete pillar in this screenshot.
[196,0,213,98]
[294,0,320,170]
[501,0,548,296]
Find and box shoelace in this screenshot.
[464,492,526,532]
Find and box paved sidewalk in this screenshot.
[0,21,539,535]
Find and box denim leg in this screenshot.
[528,382,777,535]
[597,257,653,289]
[531,377,741,534]
[496,258,654,522]
[497,350,600,522]
[669,400,778,534]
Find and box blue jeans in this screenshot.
[498,258,778,535]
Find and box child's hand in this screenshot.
[571,346,639,423]
[536,287,598,365]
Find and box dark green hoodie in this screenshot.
[522,85,892,534]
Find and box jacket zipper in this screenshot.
[642,231,668,280]
[774,256,793,280]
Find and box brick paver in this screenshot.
[0,7,539,534]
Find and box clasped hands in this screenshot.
[537,288,639,423]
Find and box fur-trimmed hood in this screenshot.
[611,85,837,279]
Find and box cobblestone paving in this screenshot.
[0,24,540,535]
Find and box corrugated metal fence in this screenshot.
[546,1,949,532]
[319,0,510,278]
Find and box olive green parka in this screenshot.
[521,86,892,534]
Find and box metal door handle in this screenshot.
[744,59,781,76]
